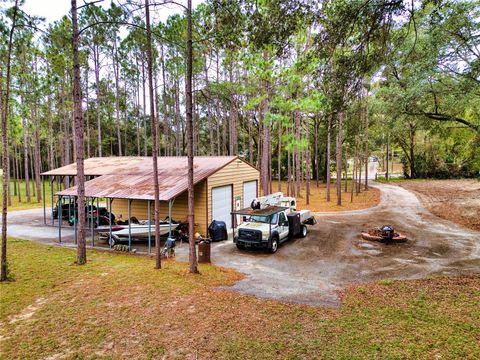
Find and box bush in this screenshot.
[401,153,479,179]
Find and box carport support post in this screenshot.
[58,195,62,243]
[108,198,113,249]
[73,196,77,245]
[128,199,132,251]
[68,196,71,222]
[91,197,95,247]
[42,177,46,224]
[50,176,54,226]
[168,200,172,238]
[147,200,151,254]
[96,197,99,229]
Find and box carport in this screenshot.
[41,156,260,252]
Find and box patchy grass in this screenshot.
[0,180,54,211]
[272,180,381,212]
[1,240,480,359]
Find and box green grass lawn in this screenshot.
[1,239,479,359]
[0,179,55,211]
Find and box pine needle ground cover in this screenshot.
[1,239,479,359]
[272,181,381,212]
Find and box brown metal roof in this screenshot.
[55,156,247,201]
[41,157,156,176]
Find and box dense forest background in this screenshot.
[1,0,479,204]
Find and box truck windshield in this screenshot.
[249,213,278,224]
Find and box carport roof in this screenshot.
[54,156,249,201]
[41,157,157,176]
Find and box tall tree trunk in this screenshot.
[336,112,343,206]
[326,114,332,202]
[85,69,91,159]
[136,79,141,155]
[72,0,87,265]
[145,0,162,269]
[33,99,41,202]
[142,61,148,156]
[47,93,54,170]
[351,139,357,202]
[1,0,18,281]
[364,92,369,190]
[174,80,181,156]
[277,121,282,192]
[154,74,162,155]
[385,132,389,181]
[160,44,170,156]
[356,154,361,195]
[124,82,128,155]
[94,46,102,157]
[113,38,122,156]
[295,110,301,198]
[14,142,21,203]
[192,78,197,155]
[62,80,70,189]
[306,123,311,205]
[344,149,348,193]
[12,142,18,198]
[185,0,198,273]
[260,79,270,195]
[29,144,36,198]
[215,51,221,156]
[409,123,416,178]
[204,63,214,156]
[287,140,291,196]
[228,68,237,156]
[314,116,319,187]
[22,104,31,203]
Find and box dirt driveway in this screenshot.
[4,182,480,307]
[179,182,480,306]
[394,179,480,231]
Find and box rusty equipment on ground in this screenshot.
[198,239,211,263]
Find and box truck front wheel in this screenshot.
[270,237,279,253]
[299,225,308,238]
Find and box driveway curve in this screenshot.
[206,182,480,306]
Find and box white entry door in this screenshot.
[243,180,258,208]
[212,185,233,229]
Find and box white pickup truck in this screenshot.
[232,205,316,253]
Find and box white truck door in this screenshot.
[277,212,289,240]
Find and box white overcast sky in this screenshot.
[23,0,204,25]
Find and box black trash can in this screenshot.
[198,240,211,263]
[208,220,228,241]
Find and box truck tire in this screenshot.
[270,237,279,253]
[299,225,308,238]
[236,244,245,250]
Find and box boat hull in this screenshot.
[110,223,178,240]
